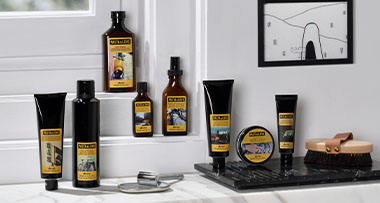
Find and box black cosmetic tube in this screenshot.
[275,94,298,166]
[203,80,234,169]
[34,92,67,190]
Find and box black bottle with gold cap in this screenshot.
[132,82,154,137]
[72,80,100,188]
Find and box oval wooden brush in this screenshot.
[304,132,373,167]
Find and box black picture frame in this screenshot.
[258,0,353,67]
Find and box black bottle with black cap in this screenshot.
[72,80,100,188]
[132,82,154,137]
[162,56,188,136]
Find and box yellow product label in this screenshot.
[167,125,186,132]
[242,129,273,144]
[210,114,230,152]
[212,144,230,152]
[136,126,152,133]
[109,38,133,53]
[166,96,187,132]
[77,142,97,181]
[42,166,62,174]
[244,154,272,163]
[210,114,230,127]
[134,101,152,133]
[240,128,273,163]
[135,102,151,113]
[108,37,134,89]
[110,80,133,88]
[40,129,62,174]
[167,96,187,109]
[280,142,294,149]
[279,113,294,126]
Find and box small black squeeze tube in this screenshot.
[34,92,67,190]
[275,94,298,166]
[203,80,234,169]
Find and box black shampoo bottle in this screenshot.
[72,80,100,188]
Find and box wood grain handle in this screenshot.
[305,139,373,154]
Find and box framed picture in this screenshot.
[258,0,353,67]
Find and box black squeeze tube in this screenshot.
[34,92,67,191]
[275,94,298,166]
[203,80,234,169]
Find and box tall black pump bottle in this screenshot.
[72,80,100,188]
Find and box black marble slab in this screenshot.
[194,157,380,190]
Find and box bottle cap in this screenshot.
[45,179,58,191]
[137,82,148,93]
[111,11,126,19]
[77,80,95,98]
[212,157,225,169]
[168,56,183,76]
[281,154,293,166]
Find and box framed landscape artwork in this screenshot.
[258,0,353,67]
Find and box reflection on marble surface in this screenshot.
[1,174,380,203]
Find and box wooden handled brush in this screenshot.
[304,132,373,167]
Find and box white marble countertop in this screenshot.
[1,173,380,203]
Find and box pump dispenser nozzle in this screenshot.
[168,56,183,76]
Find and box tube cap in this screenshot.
[45,179,58,191]
[77,80,95,98]
[281,154,293,166]
[137,82,147,93]
[213,158,225,169]
[168,56,183,76]
[111,11,125,19]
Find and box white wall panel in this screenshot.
[0,0,205,184]
[153,0,199,135]
[0,0,120,58]
[206,0,380,162]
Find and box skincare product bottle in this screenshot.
[133,82,154,137]
[275,94,298,166]
[73,80,100,188]
[34,93,67,190]
[162,56,188,136]
[103,11,136,92]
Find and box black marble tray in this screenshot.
[194,157,380,190]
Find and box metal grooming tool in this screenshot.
[118,171,184,194]
[137,171,184,186]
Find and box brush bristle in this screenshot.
[304,150,372,167]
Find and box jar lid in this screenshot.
[236,126,274,165]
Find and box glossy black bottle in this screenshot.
[133,82,154,137]
[72,80,100,188]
